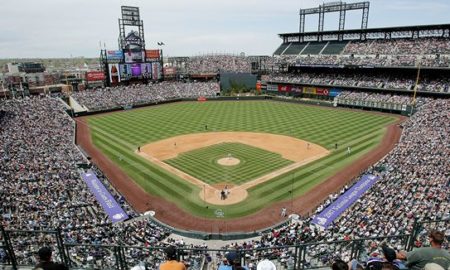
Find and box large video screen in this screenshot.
[119,63,152,80]
[124,50,144,63]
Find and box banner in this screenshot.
[86,71,105,82]
[108,64,120,84]
[329,88,342,97]
[119,64,131,81]
[142,63,152,79]
[292,86,302,93]
[106,50,124,61]
[81,171,129,223]
[267,84,278,92]
[152,62,161,80]
[278,85,292,92]
[312,174,379,228]
[163,67,176,76]
[316,88,329,96]
[145,49,160,59]
[303,87,316,94]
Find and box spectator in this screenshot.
[34,246,68,270]
[399,230,450,270]
[366,245,405,270]
[256,259,276,270]
[332,259,349,270]
[159,245,186,270]
[219,251,248,270]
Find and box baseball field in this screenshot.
[81,100,400,222]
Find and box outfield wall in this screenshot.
[70,95,410,119]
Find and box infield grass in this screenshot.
[165,142,293,185]
[87,101,398,218]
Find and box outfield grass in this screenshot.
[165,142,294,185]
[88,101,398,218]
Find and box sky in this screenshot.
[0,0,450,58]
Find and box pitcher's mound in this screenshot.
[217,157,240,166]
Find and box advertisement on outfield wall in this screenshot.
[278,85,292,92]
[106,50,124,61]
[108,64,120,84]
[316,88,329,96]
[303,87,316,94]
[329,88,342,97]
[267,84,278,91]
[291,86,302,93]
[124,50,144,63]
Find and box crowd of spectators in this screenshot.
[274,38,450,68]
[337,91,420,105]
[343,38,450,55]
[187,55,252,74]
[266,73,449,93]
[293,54,450,68]
[0,92,448,269]
[71,81,220,111]
[222,97,449,267]
[0,97,171,267]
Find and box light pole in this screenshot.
[157,42,165,81]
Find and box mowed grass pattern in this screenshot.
[88,101,398,218]
[165,143,294,185]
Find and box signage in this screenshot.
[108,64,121,83]
[106,50,124,61]
[81,171,129,223]
[86,71,105,82]
[312,174,379,228]
[121,6,140,25]
[146,50,160,60]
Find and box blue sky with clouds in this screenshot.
[0,0,449,58]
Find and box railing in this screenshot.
[0,219,448,270]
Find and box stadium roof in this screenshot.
[279,23,450,39]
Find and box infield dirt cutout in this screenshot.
[137,132,329,205]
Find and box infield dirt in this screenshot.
[137,132,329,205]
